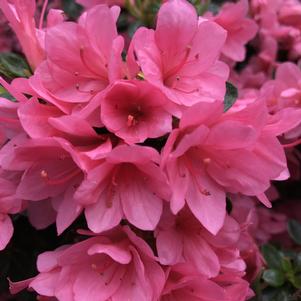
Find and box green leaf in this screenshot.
[0,85,15,101]
[290,274,301,289]
[224,82,238,112]
[281,257,293,274]
[0,52,31,79]
[263,269,285,287]
[261,286,292,301]
[261,244,283,270]
[288,219,301,245]
[295,253,301,272]
[274,290,291,301]
[62,0,83,20]
[207,3,219,14]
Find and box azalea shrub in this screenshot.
[0,0,301,300]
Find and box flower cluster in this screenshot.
[0,0,301,300]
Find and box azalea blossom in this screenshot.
[155,206,245,278]
[129,0,229,108]
[10,226,165,301]
[101,80,172,144]
[75,144,170,232]
[161,100,289,234]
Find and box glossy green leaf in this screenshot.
[0,52,31,79]
[288,219,301,245]
[0,85,15,101]
[263,269,285,287]
[62,0,83,20]
[295,253,301,272]
[224,82,238,112]
[282,257,293,273]
[261,244,283,270]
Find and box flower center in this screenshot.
[126,105,144,127]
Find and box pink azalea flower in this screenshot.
[230,35,277,94]
[0,96,22,144]
[0,168,23,250]
[206,0,258,62]
[161,265,226,301]
[0,0,44,69]
[0,11,16,52]
[231,195,286,245]
[155,206,245,278]
[0,136,88,234]
[162,100,288,234]
[252,0,301,60]
[75,144,170,232]
[30,4,124,106]
[11,226,165,301]
[161,263,250,301]
[214,273,254,301]
[17,96,107,146]
[261,62,301,138]
[229,196,266,282]
[101,80,172,144]
[128,0,229,108]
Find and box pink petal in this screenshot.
[121,174,163,230]
[186,170,226,235]
[0,214,13,250]
[156,228,183,265]
[155,0,197,56]
[183,236,220,278]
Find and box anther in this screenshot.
[201,189,211,196]
[203,158,211,164]
[136,71,145,80]
[127,114,137,127]
[40,170,48,179]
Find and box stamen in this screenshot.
[203,158,211,164]
[127,114,137,127]
[136,71,145,80]
[39,0,49,30]
[201,189,211,196]
[41,169,81,185]
[40,170,48,179]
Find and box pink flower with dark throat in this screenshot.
[101,80,172,144]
